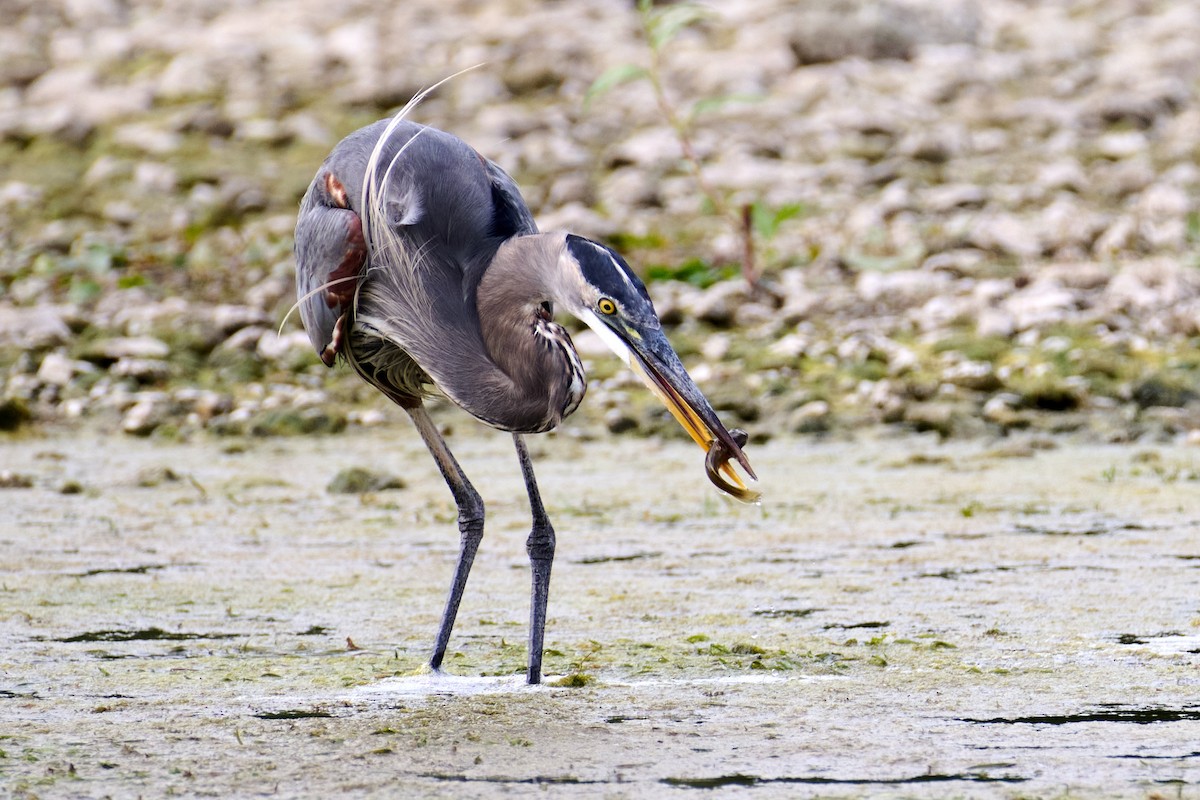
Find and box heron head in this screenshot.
[558,234,759,502]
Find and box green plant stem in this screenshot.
[645,44,725,218]
[637,8,759,287]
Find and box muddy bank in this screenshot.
[2,428,1198,797]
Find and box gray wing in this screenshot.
[294,119,541,393]
[450,154,540,306]
[295,169,367,366]
[294,119,423,367]
[484,157,538,237]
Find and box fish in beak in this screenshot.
[581,311,760,503]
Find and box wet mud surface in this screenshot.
[2,428,1199,797]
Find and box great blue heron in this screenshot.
[294,111,758,684]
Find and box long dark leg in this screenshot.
[513,434,555,685]
[405,404,484,673]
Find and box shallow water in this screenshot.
[2,427,1198,797]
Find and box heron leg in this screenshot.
[405,405,484,673]
[513,433,555,685]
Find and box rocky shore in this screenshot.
[1,0,1198,445]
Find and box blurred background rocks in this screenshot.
[1,0,1197,443]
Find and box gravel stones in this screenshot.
[1,0,1198,443]
[0,304,72,349]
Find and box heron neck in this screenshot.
[480,233,574,311]
[472,233,583,432]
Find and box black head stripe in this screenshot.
[566,234,651,305]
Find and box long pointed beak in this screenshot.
[581,312,760,503]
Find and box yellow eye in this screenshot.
[597,298,617,315]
